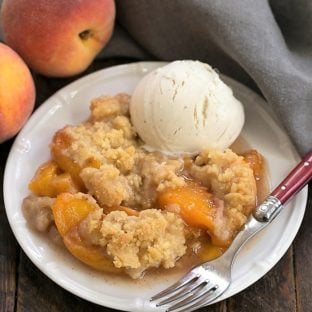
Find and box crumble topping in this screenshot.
[81,208,186,279]
[24,93,261,279]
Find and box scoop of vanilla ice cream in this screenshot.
[130,60,244,154]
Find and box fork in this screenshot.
[151,151,312,312]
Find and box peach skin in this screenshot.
[0,43,35,143]
[1,0,115,77]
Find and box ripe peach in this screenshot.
[1,0,115,77]
[0,43,35,143]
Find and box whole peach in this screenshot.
[1,0,115,77]
[0,43,36,143]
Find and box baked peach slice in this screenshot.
[50,128,101,190]
[158,183,236,247]
[64,228,120,273]
[243,149,265,179]
[52,193,97,236]
[52,193,120,273]
[29,160,79,197]
[50,129,85,189]
[158,183,216,233]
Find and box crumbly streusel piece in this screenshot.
[90,93,130,121]
[138,153,186,192]
[62,120,138,173]
[51,94,138,174]
[22,195,54,232]
[190,149,257,244]
[133,153,186,208]
[83,209,186,279]
[80,151,186,209]
[50,94,186,209]
[80,164,135,207]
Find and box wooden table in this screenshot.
[1,59,311,312]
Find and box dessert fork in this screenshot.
[151,151,312,312]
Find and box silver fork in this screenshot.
[151,151,312,312]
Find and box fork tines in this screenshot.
[150,267,220,312]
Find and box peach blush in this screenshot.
[0,43,35,143]
[1,0,115,77]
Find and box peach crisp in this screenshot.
[23,93,266,279]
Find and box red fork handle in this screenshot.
[271,151,312,205]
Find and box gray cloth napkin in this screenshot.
[101,0,312,156]
[0,0,310,155]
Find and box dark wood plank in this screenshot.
[227,247,296,312]
[16,252,119,312]
[293,184,312,312]
[15,249,227,312]
[0,140,19,312]
[196,301,227,312]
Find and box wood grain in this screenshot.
[16,252,118,312]
[293,184,312,312]
[0,141,18,312]
[15,250,228,312]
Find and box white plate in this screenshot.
[4,62,308,311]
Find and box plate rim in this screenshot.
[3,61,308,311]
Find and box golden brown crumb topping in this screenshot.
[82,208,186,279]
[25,93,262,279]
[52,94,186,209]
